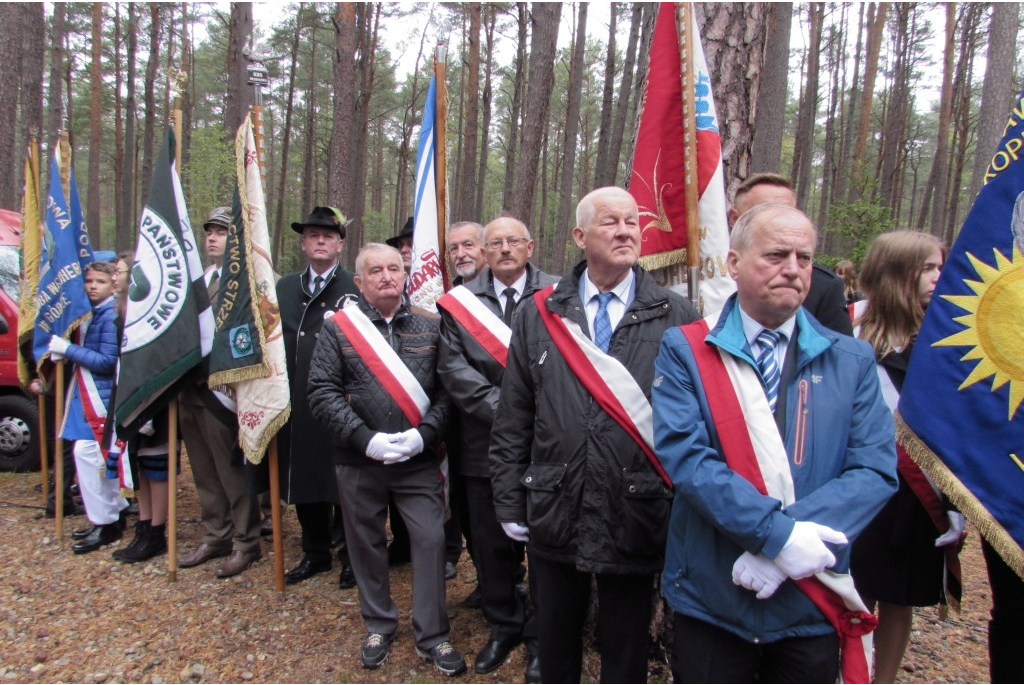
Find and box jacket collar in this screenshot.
[465,263,545,300]
[708,293,834,369]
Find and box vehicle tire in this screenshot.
[0,393,39,472]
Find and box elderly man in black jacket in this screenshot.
[437,217,557,681]
[275,206,359,587]
[489,187,700,683]
[307,243,466,677]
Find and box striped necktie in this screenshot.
[594,292,614,353]
[756,329,782,412]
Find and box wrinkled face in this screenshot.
[300,227,344,270]
[355,248,407,314]
[917,245,943,308]
[84,270,116,304]
[484,219,534,285]
[447,224,485,280]
[728,209,816,329]
[572,191,641,279]
[204,225,229,264]
[396,236,414,268]
[729,184,797,225]
[115,259,131,294]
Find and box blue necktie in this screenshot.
[756,329,782,412]
[594,292,614,353]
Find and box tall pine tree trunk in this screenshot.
[502,3,528,211]
[87,2,103,246]
[553,3,588,272]
[750,3,792,173]
[225,2,253,139]
[118,4,138,253]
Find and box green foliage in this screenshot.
[181,126,235,238]
[824,174,896,266]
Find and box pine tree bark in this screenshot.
[877,4,911,211]
[0,4,22,208]
[225,2,253,139]
[141,5,163,210]
[502,2,529,211]
[46,2,67,167]
[19,3,45,161]
[850,2,889,199]
[474,5,497,222]
[750,3,792,174]
[457,4,481,221]
[274,3,304,256]
[790,3,823,209]
[509,2,561,226]
[328,3,356,218]
[606,2,643,188]
[593,3,616,187]
[118,4,139,253]
[916,3,955,234]
[554,3,588,272]
[87,2,103,246]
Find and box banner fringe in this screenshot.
[638,247,688,272]
[242,405,291,465]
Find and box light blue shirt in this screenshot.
[579,268,635,340]
[737,306,796,370]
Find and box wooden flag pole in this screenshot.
[268,437,284,591]
[678,3,702,311]
[434,42,448,285]
[53,361,65,539]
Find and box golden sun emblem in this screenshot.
[934,246,1024,420]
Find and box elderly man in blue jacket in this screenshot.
[653,203,897,683]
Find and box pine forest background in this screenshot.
[0,2,1021,275]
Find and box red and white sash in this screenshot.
[436,285,511,367]
[533,286,672,489]
[681,316,876,684]
[331,303,430,425]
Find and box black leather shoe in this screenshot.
[71,524,98,540]
[473,637,520,674]
[338,563,357,589]
[284,556,332,585]
[72,523,123,554]
[524,652,541,683]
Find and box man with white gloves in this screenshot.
[652,204,898,683]
[307,243,466,677]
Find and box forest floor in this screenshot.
[0,462,992,684]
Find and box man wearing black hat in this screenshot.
[178,207,262,578]
[275,206,360,587]
[386,216,415,270]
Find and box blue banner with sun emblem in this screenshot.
[896,90,1024,579]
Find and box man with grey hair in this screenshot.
[307,243,465,677]
[653,203,896,683]
[489,188,699,682]
[437,216,556,680]
[447,221,487,284]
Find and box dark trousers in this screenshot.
[530,556,653,684]
[672,612,839,684]
[983,537,1024,683]
[389,487,464,565]
[464,476,533,643]
[295,501,333,563]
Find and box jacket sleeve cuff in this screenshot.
[352,425,377,454]
[417,425,438,448]
[762,512,795,559]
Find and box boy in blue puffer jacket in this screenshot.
[48,261,128,554]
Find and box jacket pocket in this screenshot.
[522,462,571,549]
[613,470,673,558]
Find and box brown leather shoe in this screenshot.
[177,542,231,568]
[214,548,262,578]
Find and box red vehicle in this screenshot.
[0,208,38,471]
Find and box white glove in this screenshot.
[935,511,966,547]
[378,450,411,465]
[139,420,156,437]
[389,428,424,457]
[366,433,395,461]
[732,551,788,599]
[501,522,530,542]
[49,336,71,359]
[773,521,848,579]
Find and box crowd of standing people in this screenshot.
[33,174,1022,683]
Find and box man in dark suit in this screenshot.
[728,173,853,336]
[276,206,360,587]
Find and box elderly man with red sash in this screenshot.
[306,243,466,677]
[652,203,897,684]
[489,187,699,683]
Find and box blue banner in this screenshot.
[897,90,1024,578]
[32,150,95,370]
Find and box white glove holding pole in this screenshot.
[501,522,530,543]
[48,335,71,360]
[935,511,967,547]
[732,551,788,599]
[773,521,848,579]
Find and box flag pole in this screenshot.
[678,3,702,311]
[245,43,285,591]
[166,69,188,582]
[54,361,65,538]
[23,138,49,503]
[434,43,448,287]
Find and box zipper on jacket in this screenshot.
[793,379,809,465]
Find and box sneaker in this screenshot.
[361,632,394,669]
[416,641,467,677]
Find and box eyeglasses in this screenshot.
[485,237,527,250]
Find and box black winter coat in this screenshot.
[437,264,558,477]
[307,300,450,469]
[489,262,699,574]
[275,266,359,503]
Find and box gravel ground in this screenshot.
[0,464,993,683]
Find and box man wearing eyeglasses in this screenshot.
[437,216,556,681]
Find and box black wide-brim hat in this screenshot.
[291,206,350,237]
[386,216,414,248]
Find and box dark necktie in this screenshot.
[313,274,324,296]
[756,329,782,412]
[594,292,614,353]
[502,287,517,326]
[207,269,220,307]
